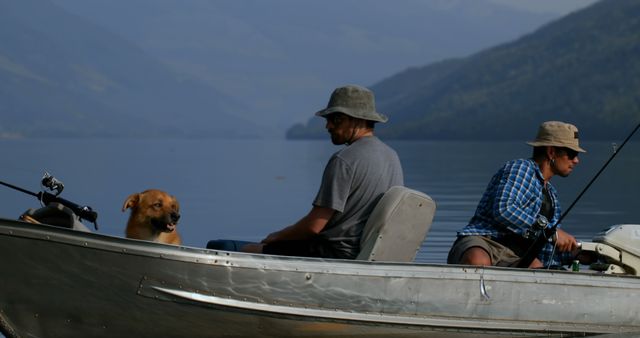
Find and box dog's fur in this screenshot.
[122,189,182,245]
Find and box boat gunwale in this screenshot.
[2,217,640,288]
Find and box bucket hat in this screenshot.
[526,121,586,153]
[315,85,388,123]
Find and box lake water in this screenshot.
[1,138,639,264]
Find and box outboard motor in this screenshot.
[21,202,91,232]
[1,172,98,231]
[581,224,640,276]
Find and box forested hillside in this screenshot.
[288,0,640,140]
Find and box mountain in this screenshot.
[287,0,640,140]
[50,0,564,133]
[0,0,260,138]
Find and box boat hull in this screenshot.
[1,218,639,337]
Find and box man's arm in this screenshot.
[494,179,538,232]
[240,206,335,253]
[493,161,546,235]
[262,206,334,244]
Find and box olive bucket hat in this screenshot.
[526,121,586,153]
[315,85,388,123]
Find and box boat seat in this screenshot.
[356,186,436,262]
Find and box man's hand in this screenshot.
[554,229,579,252]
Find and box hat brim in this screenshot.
[526,141,586,153]
[315,107,388,123]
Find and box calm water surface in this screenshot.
[1,138,639,263]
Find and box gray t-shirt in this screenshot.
[313,136,404,258]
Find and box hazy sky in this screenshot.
[488,0,599,14]
[46,0,605,136]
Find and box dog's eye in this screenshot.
[153,203,162,208]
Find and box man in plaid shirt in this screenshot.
[447,121,588,268]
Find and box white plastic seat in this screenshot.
[356,186,436,262]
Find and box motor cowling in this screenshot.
[20,202,91,232]
[586,224,640,275]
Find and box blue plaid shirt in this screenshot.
[458,158,572,266]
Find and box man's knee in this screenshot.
[528,258,543,269]
[460,247,492,266]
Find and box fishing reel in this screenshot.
[38,172,98,229]
[524,215,550,240]
[41,172,64,196]
[517,215,558,268]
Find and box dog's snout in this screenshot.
[171,212,180,223]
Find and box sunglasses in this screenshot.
[325,113,349,126]
[559,147,579,160]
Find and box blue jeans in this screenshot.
[206,239,255,251]
[206,238,342,258]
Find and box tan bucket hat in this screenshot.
[527,121,586,152]
[315,85,388,123]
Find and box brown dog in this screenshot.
[122,189,182,245]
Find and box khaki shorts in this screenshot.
[447,236,521,267]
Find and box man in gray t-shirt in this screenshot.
[240,85,404,258]
[314,135,403,258]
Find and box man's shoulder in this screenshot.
[504,158,534,166]
[354,136,396,153]
[337,136,392,156]
[499,158,543,186]
[329,137,400,174]
[502,158,536,172]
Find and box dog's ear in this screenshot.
[122,193,141,212]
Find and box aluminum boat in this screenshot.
[1,186,639,337]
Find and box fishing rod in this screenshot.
[558,120,640,224]
[518,120,640,268]
[0,173,99,229]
